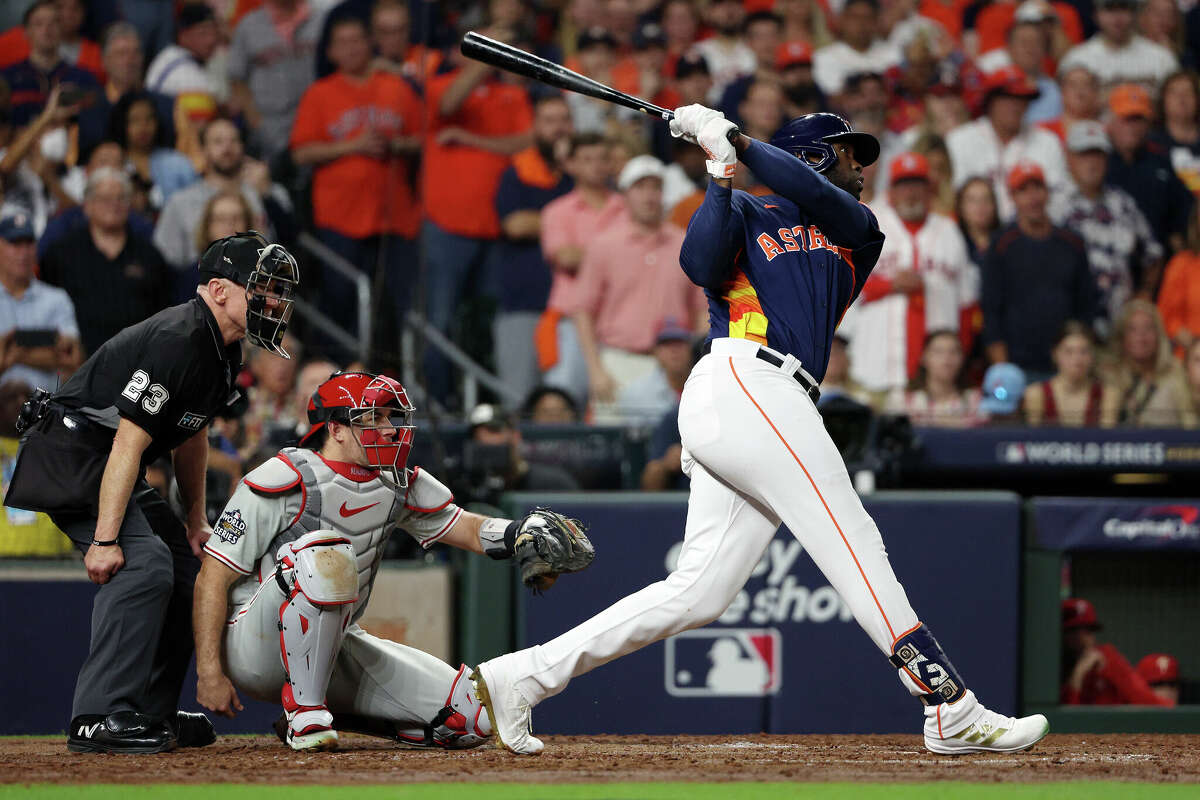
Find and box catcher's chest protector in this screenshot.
[260,448,400,621]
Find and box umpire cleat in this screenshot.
[67,711,177,754]
[171,711,216,748]
[924,701,1049,755]
[472,656,543,755]
[285,707,339,752]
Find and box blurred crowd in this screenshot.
[4,0,1200,553]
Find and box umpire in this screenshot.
[4,232,299,753]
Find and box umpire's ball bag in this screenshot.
[5,405,110,516]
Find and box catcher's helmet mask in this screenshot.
[198,231,299,358]
[769,112,880,174]
[300,371,417,487]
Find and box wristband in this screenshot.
[706,159,737,179]
[91,539,118,547]
[478,517,518,560]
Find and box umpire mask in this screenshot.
[199,232,300,358]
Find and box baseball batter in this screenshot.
[473,107,1050,756]
[193,371,593,750]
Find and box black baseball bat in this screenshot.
[460,32,741,144]
[461,31,675,120]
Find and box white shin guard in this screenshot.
[276,532,359,713]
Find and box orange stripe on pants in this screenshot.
[727,357,897,642]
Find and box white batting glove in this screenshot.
[669,104,725,144]
[697,117,739,179]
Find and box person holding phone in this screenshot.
[0,209,82,391]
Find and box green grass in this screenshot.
[0,784,1193,799]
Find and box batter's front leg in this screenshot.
[701,355,1048,754]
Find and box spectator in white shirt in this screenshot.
[1058,0,1177,92]
[144,4,221,108]
[691,0,757,104]
[848,153,976,392]
[945,66,1068,220]
[812,0,900,98]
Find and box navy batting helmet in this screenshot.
[769,112,880,173]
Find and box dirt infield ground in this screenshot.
[1,734,1198,784]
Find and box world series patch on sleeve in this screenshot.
[215,508,247,545]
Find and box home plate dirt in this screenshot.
[1,734,1197,784]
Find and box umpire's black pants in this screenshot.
[53,482,199,722]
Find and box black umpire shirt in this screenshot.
[54,298,241,465]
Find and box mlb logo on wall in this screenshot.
[664,629,781,697]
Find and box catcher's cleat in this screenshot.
[471,655,543,755]
[923,694,1049,755]
[285,706,339,752]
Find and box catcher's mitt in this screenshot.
[512,507,595,592]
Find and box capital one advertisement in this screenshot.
[523,495,1021,735]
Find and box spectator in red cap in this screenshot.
[1106,84,1195,260]
[1136,654,1182,704]
[845,152,977,394]
[776,41,826,118]
[974,12,1062,124]
[981,162,1095,379]
[946,66,1067,220]
[1061,598,1174,706]
[1059,0,1177,92]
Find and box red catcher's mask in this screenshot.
[300,372,416,486]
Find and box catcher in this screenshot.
[192,371,594,751]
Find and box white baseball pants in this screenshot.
[511,337,921,706]
[224,574,458,734]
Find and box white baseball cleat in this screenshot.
[471,655,544,755]
[924,704,1049,755]
[285,707,339,752]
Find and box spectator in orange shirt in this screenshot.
[1061,598,1174,706]
[0,0,104,82]
[970,0,1083,60]
[421,27,534,403]
[661,0,701,71]
[1158,204,1200,355]
[290,15,422,363]
[369,0,441,87]
[568,156,706,418]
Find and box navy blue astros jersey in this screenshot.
[679,139,885,382]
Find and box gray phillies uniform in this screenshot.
[203,447,468,738]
